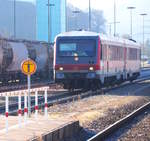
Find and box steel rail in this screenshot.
[0,81,55,93]
[87,101,150,141]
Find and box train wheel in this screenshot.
[130,79,134,83]
[68,88,74,93]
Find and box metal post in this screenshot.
[143,16,145,68]
[44,89,48,118]
[114,0,116,36]
[35,90,38,119]
[72,10,80,30]
[76,13,78,30]
[108,22,120,36]
[24,91,27,123]
[89,0,91,31]
[48,0,50,43]
[130,9,133,38]
[14,0,16,38]
[47,0,51,80]
[65,0,67,31]
[47,1,55,80]
[140,13,147,68]
[28,75,31,117]
[5,95,9,133]
[127,7,136,39]
[18,93,22,127]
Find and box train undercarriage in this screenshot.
[0,70,53,86]
[57,72,140,91]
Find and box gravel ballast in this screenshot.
[118,110,150,141]
[45,80,150,141]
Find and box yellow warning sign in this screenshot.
[21,59,37,75]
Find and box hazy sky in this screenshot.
[20,0,150,42]
[67,0,150,41]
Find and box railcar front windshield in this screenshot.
[58,39,96,57]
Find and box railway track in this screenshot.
[0,74,150,116]
[87,101,150,141]
[0,80,56,93]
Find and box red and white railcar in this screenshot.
[54,31,141,90]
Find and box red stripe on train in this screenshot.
[55,64,100,71]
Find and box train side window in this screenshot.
[117,47,119,60]
[138,49,140,60]
[101,44,107,61]
[109,46,114,60]
[128,48,138,60]
[110,45,117,61]
[118,47,124,61]
[101,44,103,60]
[104,44,107,61]
[118,47,120,60]
[109,46,112,60]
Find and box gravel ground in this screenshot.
[48,81,150,125]
[46,80,150,141]
[47,96,150,140]
[117,110,150,141]
[63,98,150,141]
[85,98,150,133]
[48,95,147,124]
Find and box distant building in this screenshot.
[36,0,66,42]
[0,0,36,40]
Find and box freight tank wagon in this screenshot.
[0,38,53,84]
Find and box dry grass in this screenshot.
[48,95,146,126]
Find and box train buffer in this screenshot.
[0,115,79,141]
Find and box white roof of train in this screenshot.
[56,31,140,49]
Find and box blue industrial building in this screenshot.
[36,0,66,42]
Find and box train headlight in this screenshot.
[56,73,64,79]
[59,67,64,71]
[74,53,78,57]
[89,67,94,71]
[74,57,79,61]
[87,73,96,78]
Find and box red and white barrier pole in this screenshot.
[44,88,48,118]
[34,91,38,119]
[5,95,9,133]
[18,92,22,127]
[24,91,28,123]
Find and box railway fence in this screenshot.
[2,87,49,133]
